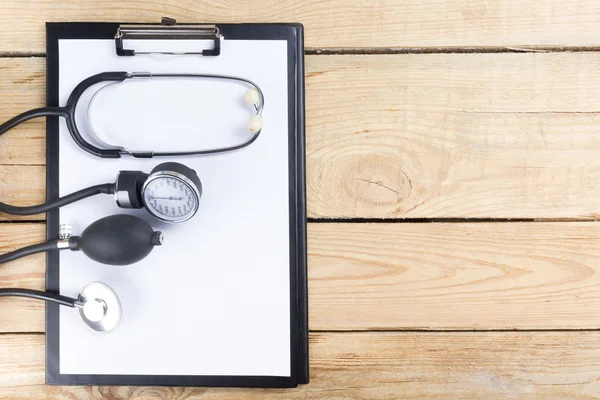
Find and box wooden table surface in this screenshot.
[2,1,600,398]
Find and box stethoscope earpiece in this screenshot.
[244,88,260,106]
[248,115,263,133]
[245,88,264,133]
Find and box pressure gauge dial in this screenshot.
[115,162,202,223]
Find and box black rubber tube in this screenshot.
[65,72,128,158]
[0,240,60,264]
[0,288,76,307]
[0,74,127,159]
[0,183,114,215]
[0,107,68,136]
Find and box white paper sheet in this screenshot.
[57,39,291,376]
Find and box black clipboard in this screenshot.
[44,21,308,388]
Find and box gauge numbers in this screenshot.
[142,176,198,222]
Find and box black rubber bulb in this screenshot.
[68,214,163,266]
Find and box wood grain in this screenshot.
[0,223,45,332]
[0,58,45,165]
[1,1,600,52]
[306,53,600,219]
[0,2,598,399]
[2,55,600,218]
[310,222,600,330]
[0,166,45,221]
[3,222,600,332]
[4,332,600,399]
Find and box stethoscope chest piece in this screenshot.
[76,282,121,333]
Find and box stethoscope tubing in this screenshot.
[0,106,68,134]
[0,288,77,307]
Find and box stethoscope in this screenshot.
[1,282,122,333]
[0,70,265,332]
[0,71,265,158]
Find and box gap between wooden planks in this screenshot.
[1,0,600,51]
[3,332,600,399]
[2,54,600,219]
[2,222,600,333]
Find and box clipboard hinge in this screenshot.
[115,17,222,57]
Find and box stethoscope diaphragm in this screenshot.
[76,282,122,333]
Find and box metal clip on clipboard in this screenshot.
[114,17,222,56]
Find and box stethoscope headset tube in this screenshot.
[0,71,265,158]
[0,72,127,158]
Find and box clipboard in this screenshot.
[44,21,308,388]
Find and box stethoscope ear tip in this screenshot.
[76,282,121,333]
[248,115,263,133]
[244,88,260,106]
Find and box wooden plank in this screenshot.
[306,53,600,219]
[3,332,600,398]
[0,224,45,332]
[309,222,600,330]
[2,54,600,218]
[3,222,600,332]
[0,166,45,221]
[0,335,43,388]
[0,58,45,165]
[2,1,600,52]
